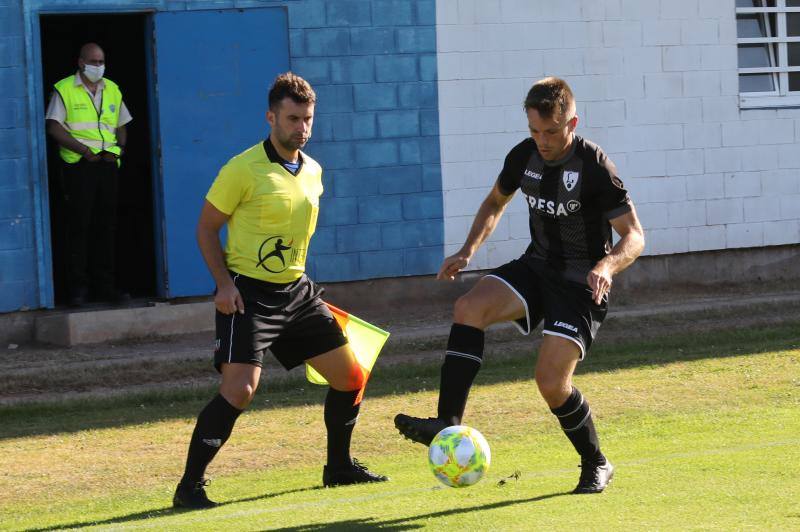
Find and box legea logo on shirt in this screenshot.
[524,169,542,180]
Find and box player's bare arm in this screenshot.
[197,200,244,315]
[438,182,515,281]
[586,205,645,304]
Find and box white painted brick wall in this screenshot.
[666,148,704,176]
[778,144,800,168]
[626,151,666,177]
[644,73,683,98]
[663,46,701,71]
[780,195,800,219]
[585,100,626,127]
[741,145,779,172]
[683,71,721,96]
[603,20,643,48]
[660,0,698,20]
[624,47,663,74]
[664,98,703,124]
[761,170,800,195]
[689,225,726,251]
[624,0,660,20]
[637,203,669,229]
[643,20,682,46]
[647,227,689,254]
[705,148,742,173]
[437,0,800,268]
[726,223,764,248]
[668,200,707,227]
[681,20,719,46]
[756,119,794,145]
[744,196,780,223]
[686,173,725,200]
[561,22,605,49]
[707,198,743,225]
[763,221,800,246]
[684,123,721,148]
[724,172,761,198]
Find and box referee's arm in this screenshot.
[197,200,244,314]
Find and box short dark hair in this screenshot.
[524,77,575,119]
[268,72,316,111]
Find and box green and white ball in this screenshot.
[428,425,491,488]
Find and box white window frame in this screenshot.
[737,0,800,108]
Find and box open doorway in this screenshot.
[40,13,157,306]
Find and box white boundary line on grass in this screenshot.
[105,438,800,530]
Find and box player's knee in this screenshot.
[535,374,570,407]
[222,383,256,409]
[453,294,489,327]
[329,364,366,392]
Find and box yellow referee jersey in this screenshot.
[206,140,322,283]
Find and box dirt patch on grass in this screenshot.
[2,288,799,405]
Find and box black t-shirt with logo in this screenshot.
[497,136,632,285]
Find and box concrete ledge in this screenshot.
[35,302,214,346]
[6,243,799,347]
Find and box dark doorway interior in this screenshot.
[40,13,157,305]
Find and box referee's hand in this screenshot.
[215,283,245,315]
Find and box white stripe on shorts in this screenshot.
[227,273,241,364]
[485,274,531,335]
[542,329,586,360]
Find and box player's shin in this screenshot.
[437,323,485,425]
[550,387,605,465]
[181,394,243,485]
[324,388,360,468]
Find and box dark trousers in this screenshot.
[62,159,119,297]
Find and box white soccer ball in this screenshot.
[428,425,491,488]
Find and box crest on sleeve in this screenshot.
[563,171,579,192]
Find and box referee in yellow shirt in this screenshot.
[173,73,388,509]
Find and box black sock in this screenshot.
[550,387,605,465]
[436,323,485,425]
[181,394,243,484]
[325,388,360,469]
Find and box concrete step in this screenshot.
[35,301,214,346]
[32,289,800,347]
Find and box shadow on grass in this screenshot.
[268,490,570,531]
[2,321,799,440]
[28,485,325,531]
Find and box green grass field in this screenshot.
[2,322,799,531]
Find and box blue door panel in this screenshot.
[154,8,289,297]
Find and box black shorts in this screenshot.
[214,272,348,372]
[487,258,608,359]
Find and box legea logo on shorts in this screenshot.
[554,321,578,333]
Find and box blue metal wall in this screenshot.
[0,1,35,312]
[290,0,443,282]
[0,0,442,312]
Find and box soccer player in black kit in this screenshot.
[395,77,645,494]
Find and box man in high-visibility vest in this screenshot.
[46,42,132,306]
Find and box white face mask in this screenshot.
[83,64,105,83]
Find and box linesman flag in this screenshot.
[306,303,390,403]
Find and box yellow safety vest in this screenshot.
[54,75,123,164]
